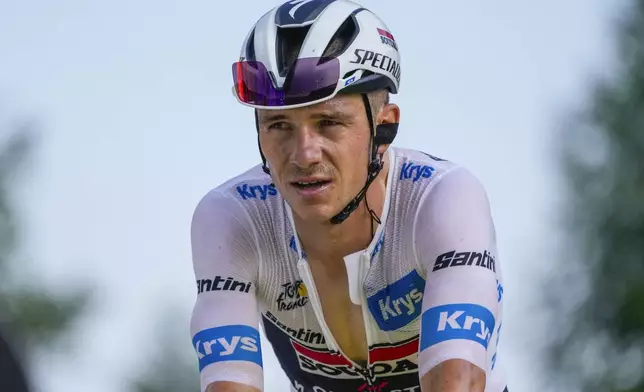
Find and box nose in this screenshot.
[291,125,322,169]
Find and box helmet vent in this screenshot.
[276,26,311,77]
[321,14,359,61]
[245,27,256,61]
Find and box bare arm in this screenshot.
[207,381,262,392]
[420,359,486,392]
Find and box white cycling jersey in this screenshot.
[190,146,508,392]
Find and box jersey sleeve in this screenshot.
[414,167,501,378]
[190,190,264,392]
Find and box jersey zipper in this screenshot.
[288,149,395,388]
[297,257,377,385]
[357,252,378,384]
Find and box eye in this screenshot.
[319,119,341,128]
[266,122,291,131]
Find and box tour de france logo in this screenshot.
[277,280,309,311]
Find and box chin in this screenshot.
[288,200,339,224]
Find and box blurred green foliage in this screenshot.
[0,121,90,388]
[128,307,200,392]
[548,0,644,391]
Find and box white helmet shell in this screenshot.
[237,0,401,105]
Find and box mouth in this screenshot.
[291,180,332,189]
[290,179,332,196]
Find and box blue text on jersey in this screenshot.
[420,303,495,351]
[496,279,504,302]
[400,161,435,182]
[371,232,385,260]
[491,322,502,369]
[236,183,277,200]
[192,325,263,371]
[367,269,426,331]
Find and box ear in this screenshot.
[376,103,400,155]
[378,102,400,125]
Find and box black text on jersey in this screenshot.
[197,276,252,294]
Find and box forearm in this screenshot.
[420,360,486,392]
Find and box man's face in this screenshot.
[257,94,372,223]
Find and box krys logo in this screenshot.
[236,183,277,200]
[277,280,309,311]
[400,161,435,182]
[192,325,262,371]
[420,303,495,351]
[367,270,426,331]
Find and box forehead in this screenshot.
[257,94,364,121]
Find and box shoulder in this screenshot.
[423,165,491,221]
[391,148,488,208]
[193,163,277,217]
[421,165,490,213]
[389,148,494,249]
[401,154,497,275]
[212,163,279,203]
[390,147,490,216]
[392,147,477,187]
[190,165,275,277]
[191,164,277,245]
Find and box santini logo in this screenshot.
[192,325,262,371]
[196,276,252,295]
[367,270,426,331]
[236,183,277,200]
[420,303,495,351]
[400,162,435,182]
[264,311,326,345]
[432,250,496,273]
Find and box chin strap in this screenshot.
[255,110,271,174]
[329,94,398,225]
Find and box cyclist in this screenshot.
[190,0,508,391]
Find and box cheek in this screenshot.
[258,133,273,157]
[337,138,370,182]
[260,134,285,166]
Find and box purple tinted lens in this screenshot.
[232,57,340,107]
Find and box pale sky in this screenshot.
[0,1,624,391]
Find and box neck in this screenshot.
[293,152,390,262]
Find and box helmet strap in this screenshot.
[255,110,271,174]
[329,94,384,225]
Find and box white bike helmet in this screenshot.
[233,0,402,225]
[232,0,401,109]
